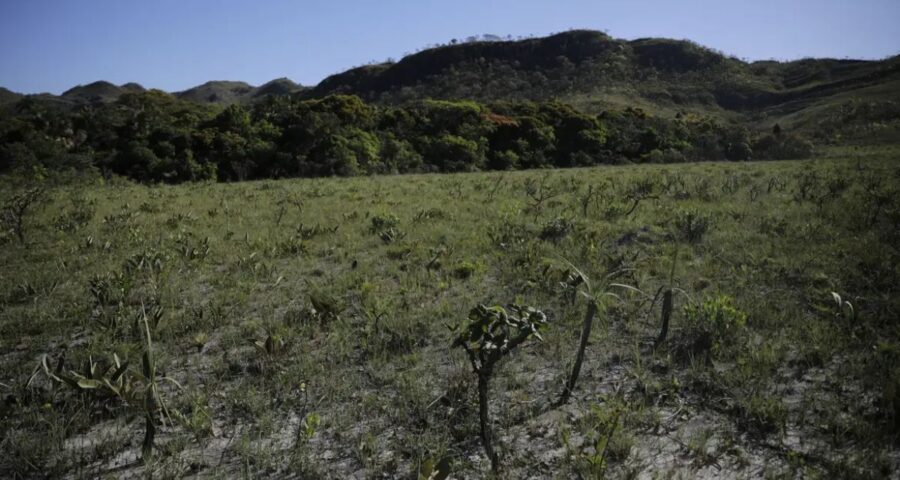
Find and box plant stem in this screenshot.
[477,369,499,473]
[560,299,598,404]
[655,289,673,348]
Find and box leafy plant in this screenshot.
[681,295,748,360]
[42,304,181,462]
[369,213,399,233]
[1,187,45,244]
[451,260,478,279]
[556,260,643,404]
[563,397,632,477]
[451,304,548,472]
[539,216,574,242]
[674,208,712,243]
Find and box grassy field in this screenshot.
[1,147,899,478]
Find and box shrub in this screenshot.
[369,213,399,234]
[451,304,548,472]
[1,187,45,244]
[539,216,574,242]
[674,208,712,243]
[452,261,478,279]
[681,295,748,359]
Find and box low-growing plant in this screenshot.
[622,177,659,216]
[274,235,308,256]
[792,171,819,202]
[451,260,478,279]
[486,212,529,249]
[296,222,338,239]
[451,304,549,472]
[52,195,95,233]
[425,244,453,271]
[692,176,714,201]
[412,207,447,223]
[578,183,600,217]
[173,233,210,262]
[523,176,561,214]
[275,194,304,225]
[379,226,407,244]
[369,213,399,233]
[306,287,345,325]
[164,211,196,229]
[681,295,748,360]
[254,333,286,361]
[539,216,574,242]
[42,305,181,462]
[674,208,712,243]
[563,396,633,477]
[102,210,138,231]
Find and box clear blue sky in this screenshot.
[2,0,898,94]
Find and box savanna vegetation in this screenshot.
[1,146,899,477]
[1,28,899,479]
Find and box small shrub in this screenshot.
[681,295,748,359]
[452,261,478,279]
[1,187,45,244]
[539,216,574,242]
[451,304,549,472]
[674,208,712,243]
[369,213,399,234]
[305,287,344,326]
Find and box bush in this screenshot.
[539,216,574,242]
[752,133,813,160]
[681,295,748,359]
[674,208,712,243]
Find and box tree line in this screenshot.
[0,91,813,183]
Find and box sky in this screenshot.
[1,0,899,95]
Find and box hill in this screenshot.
[0,78,308,108]
[61,81,146,104]
[3,30,897,139]
[0,87,22,106]
[174,80,255,104]
[252,77,305,98]
[309,30,900,139]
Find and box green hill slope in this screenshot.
[308,30,900,138]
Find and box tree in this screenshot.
[425,134,484,172]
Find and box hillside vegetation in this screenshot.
[312,32,900,116]
[2,31,898,185]
[1,89,820,183]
